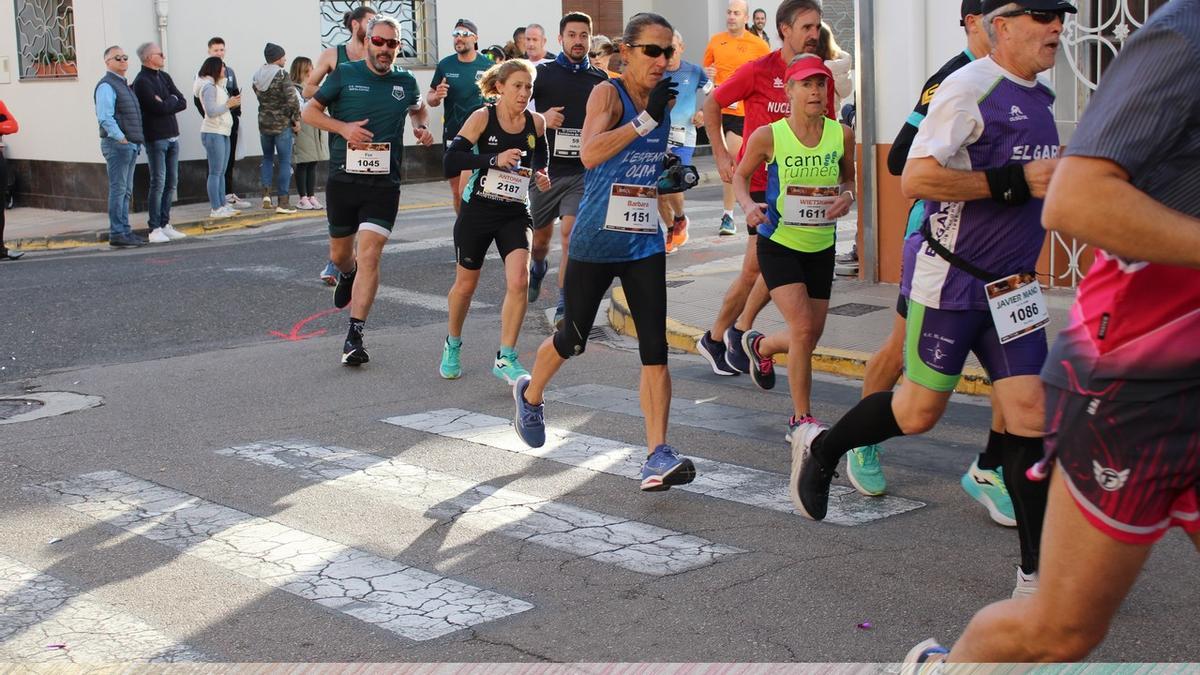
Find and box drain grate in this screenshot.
[0,399,43,421]
[827,302,887,317]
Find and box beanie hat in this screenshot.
[264,42,285,63]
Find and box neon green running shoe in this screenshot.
[439,337,462,379]
[846,444,887,496]
[492,351,529,384]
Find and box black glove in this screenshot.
[645,79,678,125]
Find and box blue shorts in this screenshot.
[904,299,1047,392]
[669,145,695,165]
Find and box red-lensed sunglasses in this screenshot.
[369,35,401,49]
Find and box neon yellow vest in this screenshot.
[766,116,843,252]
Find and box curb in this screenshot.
[9,199,452,252]
[608,286,994,397]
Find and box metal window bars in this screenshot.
[14,0,77,79]
[319,0,438,67]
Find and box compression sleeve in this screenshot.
[533,132,548,172]
[444,135,496,174]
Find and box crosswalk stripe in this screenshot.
[0,553,205,663]
[215,440,744,575]
[32,471,533,641]
[382,238,452,254]
[374,285,484,311]
[382,409,925,527]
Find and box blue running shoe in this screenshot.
[723,327,750,373]
[639,444,696,492]
[846,444,887,496]
[528,258,549,303]
[320,261,338,286]
[718,213,736,236]
[439,337,462,379]
[512,374,545,448]
[697,331,738,376]
[553,294,566,330]
[961,459,1017,527]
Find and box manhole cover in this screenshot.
[828,302,887,317]
[0,398,43,420]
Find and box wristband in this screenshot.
[631,110,658,137]
[841,190,855,203]
[985,164,1032,205]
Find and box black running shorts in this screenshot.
[326,179,401,239]
[453,200,532,270]
[721,113,745,138]
[756,236,835,299]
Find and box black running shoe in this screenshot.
[790,430,837,521]
[333,267,356,309]
[342,335,369,366]
[743,330,775,390]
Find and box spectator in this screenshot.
[818,22,853,112]
[0,99,19,260]
[94,45,145,248]
[193,56,242,219]
[253,42,301,214]
[525,24,555,64]
[589,35,620,77]
[289,56,327,211]
[132,41,188,244]
[195,37,250,210]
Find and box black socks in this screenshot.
[978,429,1005,470]
[347,318,365,341]
[1002,433,1049,575]
[816,392,905,467]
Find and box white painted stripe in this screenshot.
[374,285,490,311]
[382,237,452,254]
[33,471,533,641]
[0,393,103,426]
[215,440,743,575]
[0,554,205,663]
[382,409,924,527]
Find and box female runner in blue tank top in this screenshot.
[441,59,551,384]
[510,13,699,494]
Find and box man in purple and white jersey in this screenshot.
[789,0,1070,598]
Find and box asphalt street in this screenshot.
[0,186,1196,664]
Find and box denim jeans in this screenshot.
[201,132,230,210]
[260,127,294,198]
[100,137,140,238]
[145,138,179,229]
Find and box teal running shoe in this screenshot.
[439,337,462,379]
[846,444,886,496]
[960,459,1017,527]
[492,351,529,384]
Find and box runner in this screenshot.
[703,0,771,236]
[526,12,609,327]
[734,55,852,442]
[307,4,376,286]
[791,0,1067,603]
[841,1,1017,529]
[512,12,699,493]
[524,24,555,65]
[658,30,709,255]
[426,18,492,216]
[439,59,551,384]
[694,0,824,376]
[301,15,433,366]
[909,0,1200,664]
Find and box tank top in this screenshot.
[760,116,844,252]
[570,80,671,263]
[336,43,350,65]
[461,105,537,209]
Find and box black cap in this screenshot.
[961,0,983,17]
[981,0,1078,13]
[264,42,284,63]
[455,18,478,35]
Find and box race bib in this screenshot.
[782,186,840,225]
[668,125,687,148]
[986,273,1050,344]
[346,142,390,175]
[603,184,659,234]
[480,167,531,203]
[554,128,582,158]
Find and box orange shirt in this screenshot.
[702,30,771,117]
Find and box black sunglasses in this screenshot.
[998,8,1067,24]
[626,43,676,60]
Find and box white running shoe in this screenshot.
[308,196,324,209]
[209,208,233,219]
[226,193,251,209]
[1012,567,1038,599]
[147,228,170,244]
[296,196,314,210]
[162,225,187,240]
[219,205,241,216]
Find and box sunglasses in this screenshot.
[626,43,676,60]
[369,35,401,49]
[998,8,1067,24]
[107,54,129,62]
[451,29,475,38]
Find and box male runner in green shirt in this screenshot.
[427,18,492,214]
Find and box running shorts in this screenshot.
[669,145,695,165]
[453,200,532,271]
[747,190,765,236]
[896,292,909,318]
[721,113,745,138]
[756,236,834,299]
[530,172,585,230]
[553,253,667,366]
[904,299,1047,392]
[1046,383,1200,545]
[326,179,401,239]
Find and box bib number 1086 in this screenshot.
[1009,303,1040,323]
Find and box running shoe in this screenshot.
[902,639,949,675]
[718,213,736,236]
[320,261,338,286]
[1012,566,1039,599]
[790,427,837,520]
[147,228,170,244]
[162,225,187,240]
[342,334,369,366]
[553,297,566,330]
[512,374,546,448]
[665,215,690,254]
[697,330,738,376]
[528,258,549,303]
[226,193,252,209]
[492,351,529,384]
[439,338,462,379]
[846,444,886,496]
[960,460,1017,527]
[639,444,696,492]
[333,266,356,309]
[742,330,775,390]
[784,414,823,443]
[723,327,750,373]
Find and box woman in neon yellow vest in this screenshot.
[732,54,856,445]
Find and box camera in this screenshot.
[656,152,699,195]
